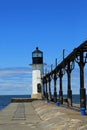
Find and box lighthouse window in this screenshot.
[32,53,42,57]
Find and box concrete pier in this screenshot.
[0,100,87,130]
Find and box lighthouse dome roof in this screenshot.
[32,47,43,54]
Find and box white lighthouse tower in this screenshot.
[31,47,44,99]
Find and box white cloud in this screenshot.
[0,67,32,95]
[0,67,31,77]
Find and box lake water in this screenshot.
[0,95,31,110]
[0,94,87,110]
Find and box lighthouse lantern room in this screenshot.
[31,47,44,99]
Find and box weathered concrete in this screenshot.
[0,100,87,130]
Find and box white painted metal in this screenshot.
[32,64,43,95]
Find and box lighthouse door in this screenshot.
[37,83,41,93]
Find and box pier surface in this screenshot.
[0,100,87,130]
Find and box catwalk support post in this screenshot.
[75,51,87,109]
[48,77,52,100]
[54,74,57,103]
[59,69,64,104]
[65,61,74,107]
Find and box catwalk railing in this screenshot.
[42,41,87,109]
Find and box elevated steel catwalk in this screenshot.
[42,40,87,109]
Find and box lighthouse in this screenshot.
[31,47,44,99]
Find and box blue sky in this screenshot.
[0,0,87,95]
